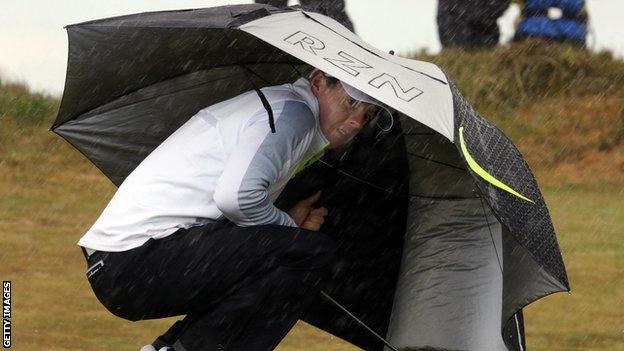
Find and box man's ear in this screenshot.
[309,70,325,95]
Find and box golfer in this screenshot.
[78,69,392,351]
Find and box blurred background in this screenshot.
[1,1,622,350]
[1,0,623,95]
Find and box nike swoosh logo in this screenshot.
[459,126,534,204]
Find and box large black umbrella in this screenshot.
[53,5,310,186]
[54,5,569,351]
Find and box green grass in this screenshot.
[524,183,624,351]
[414,40,624,118]
[1,42,623,350]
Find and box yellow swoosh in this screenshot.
[459,126,534,204]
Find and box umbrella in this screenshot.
[53,5,569,351]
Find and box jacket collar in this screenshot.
[291,77,329,149]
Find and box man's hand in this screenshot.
[301,207,328,231]
[287,191,328,231]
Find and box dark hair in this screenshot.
[324,75,339,87]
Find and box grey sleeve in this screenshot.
[213,101,316,227]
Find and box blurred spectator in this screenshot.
[514,0,588,47]
[255,0,354,31]
[437,0,511,49]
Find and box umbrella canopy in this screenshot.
[53,5,569,351]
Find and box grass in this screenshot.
[1,41,623,350]
[524,183,624,351]
[416,40,624,117]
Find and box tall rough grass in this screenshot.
[0,79,58,128]
[415,39,624,117]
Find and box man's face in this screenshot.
[311,73,379,149]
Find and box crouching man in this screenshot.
[78,69,392,351]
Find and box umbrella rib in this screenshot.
[288,62,308,79]
[406,151,467,171]
[320,291,399,351]
[239,64,273,86]
[479,196,504,275]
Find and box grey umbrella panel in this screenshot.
[53,5,568,351]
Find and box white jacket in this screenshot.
[78,78,329,252]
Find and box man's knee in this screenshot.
[304,230,337,267]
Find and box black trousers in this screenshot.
[84,221,337,351]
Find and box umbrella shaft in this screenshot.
[320,291,399,351]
